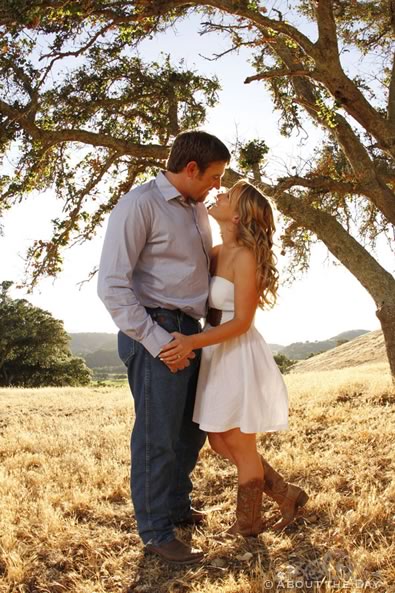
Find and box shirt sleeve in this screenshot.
[97,194,173,357]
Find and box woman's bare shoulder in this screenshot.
[234,246,256,268]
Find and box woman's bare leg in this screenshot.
[208,432,237,464]
[220,428,263,484]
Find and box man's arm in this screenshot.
[97,194,173,359]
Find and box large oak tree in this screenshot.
[0,1,394,378]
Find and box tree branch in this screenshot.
[275,175,363,196]
[62,151,120,214]
[26,151,122,285]
[200,1,318,57]
[43,129,169,159]
[97,0,318,59]
[0,56,36,98]
[39,23,112,82]
[314,0,341,63]
[0,96,169,158]
[388,50,395,124]
[200,40,254,61]
[0,98,27,123]
[245,68,314,84]
[0,57,40,120]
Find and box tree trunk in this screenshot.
[376,300,395,382]
[0,365,9,387]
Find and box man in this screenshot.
[98,130,230,564]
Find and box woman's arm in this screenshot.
[160,248,258,362]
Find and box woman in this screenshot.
[160,180,292,536]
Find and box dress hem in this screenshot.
[195,421,289,434]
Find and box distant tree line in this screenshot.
[273,353,296,374]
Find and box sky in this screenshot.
[0,8,392,346]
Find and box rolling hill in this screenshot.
[69,333,117,355]
[290,329,387,373]
[277,329,369,360]
[69,333,124,377]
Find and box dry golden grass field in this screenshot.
[1,363,394,593]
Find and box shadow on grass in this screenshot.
[127,529,272,593]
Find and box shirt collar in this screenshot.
[155,171,193,206]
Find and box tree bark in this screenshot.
[376,301,395,381]
[388,51,395,124]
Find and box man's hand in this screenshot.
[164,351,196,373]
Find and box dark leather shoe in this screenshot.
[173,508,205,527]
[145,538,204,565]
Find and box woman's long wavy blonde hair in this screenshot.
[229,180,279,309]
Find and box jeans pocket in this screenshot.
[118,331,136,367]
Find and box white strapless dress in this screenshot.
[193,276,288,433]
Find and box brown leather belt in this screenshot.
[206,307,222,327]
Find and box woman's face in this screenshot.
[207,190,237,222]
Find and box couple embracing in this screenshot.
[98,131,308,565]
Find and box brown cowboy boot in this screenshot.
[261,456,309,530]
[228,478,264,536]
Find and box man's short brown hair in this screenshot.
[166,130,230,174]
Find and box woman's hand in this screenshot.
[160,332,196,363]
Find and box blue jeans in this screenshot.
[118,309,206,545]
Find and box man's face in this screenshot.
[186,161,227,203]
